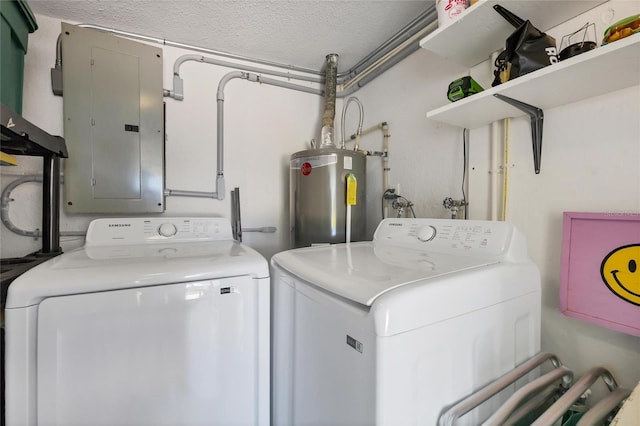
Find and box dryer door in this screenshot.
[35,276,260,425]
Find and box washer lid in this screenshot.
[271,241,498,306]
[5,240,268,308]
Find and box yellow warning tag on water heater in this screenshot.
[346,173,357,205]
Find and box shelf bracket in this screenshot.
[493,94,544,174]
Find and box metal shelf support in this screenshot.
[494,94,544,174]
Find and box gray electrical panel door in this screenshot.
[62,23,164,213]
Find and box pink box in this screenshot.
[560,212,640,336]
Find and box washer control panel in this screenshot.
[158,223,178,237]
[416,225,437,242]
[85,217,234,246]
[374,218,515,256]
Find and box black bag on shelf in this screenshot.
[492,5,558,86]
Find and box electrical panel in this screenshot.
[61,23,164,213]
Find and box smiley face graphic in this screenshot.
[600,244,640,306]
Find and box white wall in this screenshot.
[342,50,468,237]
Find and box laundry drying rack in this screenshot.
[438,352,632,426]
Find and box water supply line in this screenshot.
[356,122,391,191]
[442,129,469,219]
[347,122,391,217]
[390,192,415,218]
[381,123,390,197]
[340,97,364,150]
[442,197,467,219]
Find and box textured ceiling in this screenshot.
[28,0,432,73]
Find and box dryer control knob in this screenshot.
[158,223,177,237]
[417,225,436,242]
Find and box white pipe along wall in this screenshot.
[2,0,639,410]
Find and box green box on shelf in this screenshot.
[1,0,38,114]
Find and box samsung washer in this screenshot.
[5,217,269,426]
[271,218,541,425]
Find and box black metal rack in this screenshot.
[1,102,68,256]
[1,102,68,424]
[1,101,68,301]
[1,103,69,304]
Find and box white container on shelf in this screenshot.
[436,0,468,28]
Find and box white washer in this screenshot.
[271,218,541,425]
[5,217,269,426]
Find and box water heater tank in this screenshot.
[290,147,366,247]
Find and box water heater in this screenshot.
[290,147,366,247]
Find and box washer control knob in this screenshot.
[417,225,436,242]
[158,223,177,237]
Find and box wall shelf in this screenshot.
[419,0,606,68]
[426,35,640,129]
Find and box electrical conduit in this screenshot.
[168,54,323,100]
[54,4,438,95]
[1,175,85,238]
[165,71,323,200]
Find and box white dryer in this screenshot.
[271,218,541,425]
[5,217,269,426]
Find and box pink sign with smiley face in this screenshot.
[560,212,640,336]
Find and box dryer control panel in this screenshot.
[373,218,519,257]
[85,217,234,246]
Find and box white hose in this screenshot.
[340,97,364,149]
